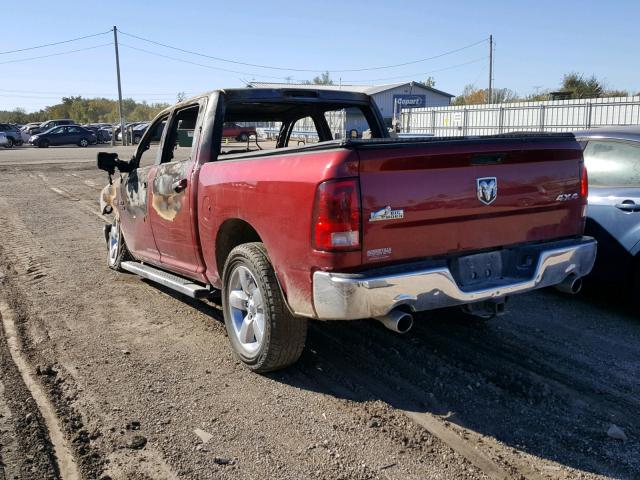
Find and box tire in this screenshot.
[222,242,307,372]
[79,138,89,147]
[107,217,131,271]
[4,137,13,148]
[133,135,141,144]
[38,139,50,148]
[238,132,249,142]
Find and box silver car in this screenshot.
[573,126,640,301]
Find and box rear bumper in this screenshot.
[312,237,597,320]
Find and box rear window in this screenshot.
[583,140,640,187]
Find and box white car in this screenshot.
[0,132,7,147]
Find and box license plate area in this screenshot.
[452,251,504,287]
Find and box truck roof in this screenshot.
[164,87,372,115]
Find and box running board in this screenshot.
[120,261,210,298]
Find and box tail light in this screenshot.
[312,178,361,251]
[580,163,588,198]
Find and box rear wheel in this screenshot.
[238,132,249,142]
[222,243,307,373]
[4,137,13,148]
[38,139,49,148]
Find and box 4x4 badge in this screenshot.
[369,206,404,222]
[477,177,498,205]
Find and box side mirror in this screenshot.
[97,152,135,174]
[97,152,119,174]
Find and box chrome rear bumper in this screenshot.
[312,237,597,320]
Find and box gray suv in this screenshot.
[574,126,640,300]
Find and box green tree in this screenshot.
[421,76,436,88]
[306,71,334,85]
[453,85,519,105]
[560,73,604,98]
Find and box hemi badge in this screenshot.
[369,206,404,222]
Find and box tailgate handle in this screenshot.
[615,200,640,212]
[471,153,506,165]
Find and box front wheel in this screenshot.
[238,132,248,142]
[222,243,307,373]
[38,139,49,148]
[4,137,13,148]
[79,138,89,147]
[107,217,131,271]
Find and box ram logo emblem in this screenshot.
[476,177,498,205]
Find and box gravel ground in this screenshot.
[0,146,638,480]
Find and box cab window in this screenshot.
[162,104,200,164]
[136,114,169,168]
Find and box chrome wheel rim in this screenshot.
[80,139,88,147]
[108,220,120,265]
[228,265,265,355]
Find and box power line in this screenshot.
[119,30,487,73]
[0,88,193,96]
[0,30,112,55]
[119,43,290,80]
[0,43,112,65]
[120,42,487,86]
[340,57,489,84]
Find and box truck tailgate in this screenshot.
[357,135,585,265]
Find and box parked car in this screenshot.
[222,122,257,141]
[573,127,640,297]
[29,125,97,147]
[32,119,77,135]
[82,125,111,144]
[0,123,24,147]
[22,122,42,136]
[96,87,596,373]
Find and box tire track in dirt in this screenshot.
[300,324,547,480]
[299,304,635,479]
[0,188,180,479]
[0,301,81,480]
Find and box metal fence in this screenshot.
[400,96,640,136]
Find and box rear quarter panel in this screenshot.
[197,148,361,317]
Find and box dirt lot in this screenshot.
[0,145,638,480]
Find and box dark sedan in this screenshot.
[29,125,97,148]
[574,126,640,300]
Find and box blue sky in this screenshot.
[1,0,638,112]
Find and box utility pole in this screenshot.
[488,34,493,104]
[113,26,126,145]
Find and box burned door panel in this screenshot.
[148,160,202,273]
[151,160,189,222]
[117,166,161,262]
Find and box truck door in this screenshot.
[116,114,169,263]
[148,100,206,276]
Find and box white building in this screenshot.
[249,82,454,130]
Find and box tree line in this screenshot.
[453,72,637,106]
[0,96,170,124]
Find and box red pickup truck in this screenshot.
[97,88,596,372]
[222,122,256,142]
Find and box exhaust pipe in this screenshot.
[555,275,583,295]
[374,309,414,334]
